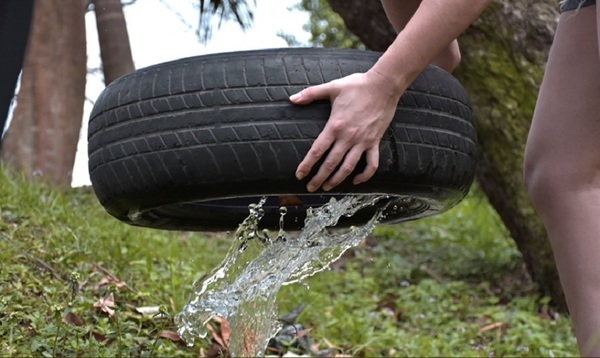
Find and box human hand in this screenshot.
[290,70,403,192]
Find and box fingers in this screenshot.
[295,131,335,182]
[289,82,337,105]
[300,142,380,193]
[290,74,385,191]
[305,141,353,192]
[353,147,379,185]
[322,146,364,191]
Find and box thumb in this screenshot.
[289,82,336,105]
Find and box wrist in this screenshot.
[366,66,410,100]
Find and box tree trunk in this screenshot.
[328,0,566,310]
[92,0,135,85]
[1,0,87,188]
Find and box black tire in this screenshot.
[88,48,477,232]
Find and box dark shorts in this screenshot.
[560,0,596,12]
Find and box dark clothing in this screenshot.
[560,0,596,12]
[0,0,34,138]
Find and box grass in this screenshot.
[0,165,578,356]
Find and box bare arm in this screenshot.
[292,0,490,192]
[380,0,422,32]
[372,0,488,93]
[381,0,462,72]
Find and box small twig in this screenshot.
[23,253,66,283]
[419,264,445,284]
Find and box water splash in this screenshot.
[175,195,388,356]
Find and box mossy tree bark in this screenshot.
[327,0,566,310]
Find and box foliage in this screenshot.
[197,0,256,43]
[278,186,578,356]
[0,166,228,356]
[280,0,364,49]
[0,166,578,356]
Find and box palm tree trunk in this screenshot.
[92,0,135,85]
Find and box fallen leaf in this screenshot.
[282,352,302,357]
[62,312,83,326]
[93,292,116,317]
[219,318,231,343]
[209,316,231,348]
[159,330,180,342]
[135,306,161,316]
[94,276,127,292]
[90,264,132,292]
[295,328,312,339]
[205,343,226,357]
[323,337,342,350]
[91,331,107,342]
[479,321,508,333]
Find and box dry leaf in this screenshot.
[206,343,226,357]
[323,337,342,350]
[219,318,231,344]
[206,320,226,349]
[159,330,181,342]
[208,316,230,349]
[93,292,116,317]
[92,331,107,342]
[94,276,127,292]
[62,312,83,326]
[136,306,161,316]
[295,328,312,339]
[479,321,508,333]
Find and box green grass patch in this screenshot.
[0,166,577,356]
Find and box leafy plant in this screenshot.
[0,166,577,356]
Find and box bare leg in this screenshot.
[523,5,600,355]
[380,0,461,72]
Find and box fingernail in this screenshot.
[296,171,306,180]
[290,93,301,101]
[307,184,316,192]
[323,185,331,192]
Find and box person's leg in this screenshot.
[0,0,35,139]
[523,5,600,355]
[380,0,460,72]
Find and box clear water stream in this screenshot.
[175,194,389,356]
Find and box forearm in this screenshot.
[373,0,490,95]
